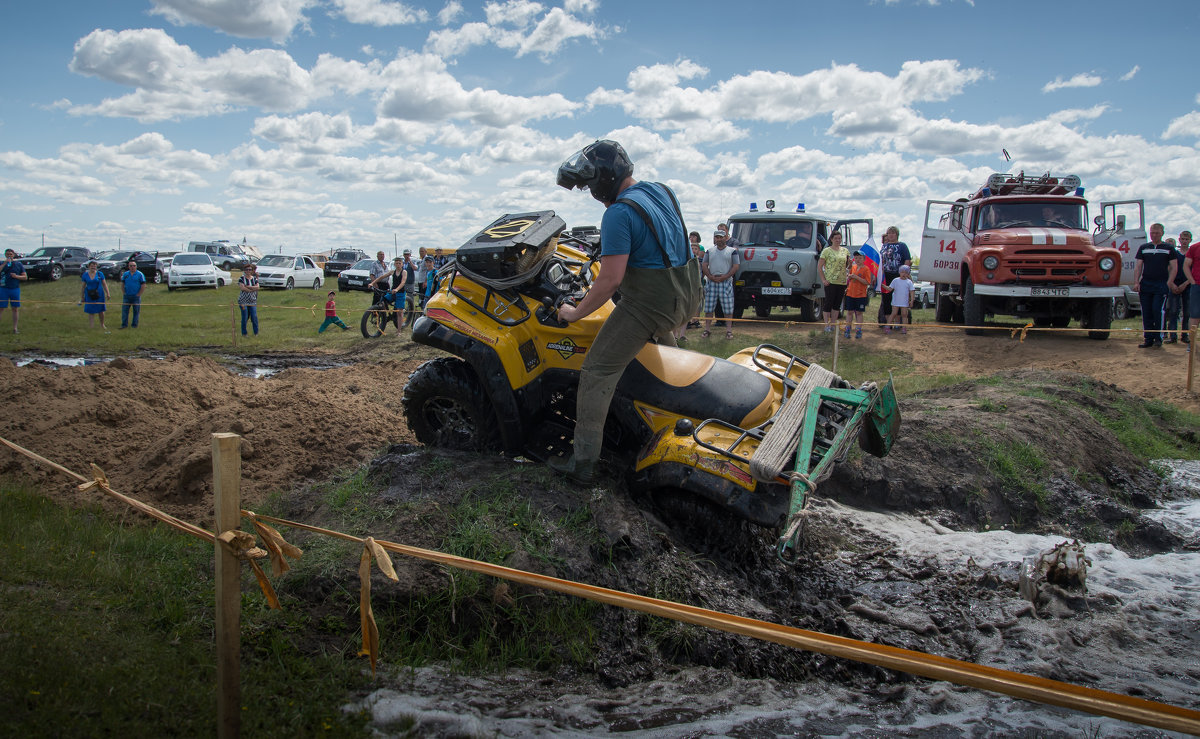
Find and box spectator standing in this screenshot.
[318,291,350,332]
[433,248,449,270]
[238,263,259,336]
[701,229,740,339]
[1184,231,1200,351]
[118,258,146,329]
[843,250,872,339]
[416,247,430,301]
[401,249,418,323]
[0,248,28,334]
[368,250,389,304]
[422,255,441,306]
[886,265,916,334]
[1133,223,1177,349]
[367,257,408,336]
[1165,231,1191,344]
[818,230,851,332]
[79,260,110,332]
[876,226,912,327]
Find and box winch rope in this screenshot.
[750,363,838,483]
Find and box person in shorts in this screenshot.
[886,265,916,335]
[818,230,851,332]
[843,250,872,339]
[0,248,28,334]
[701,229,739,339]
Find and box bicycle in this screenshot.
[361,286,407,338]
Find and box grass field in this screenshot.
[0,271,384,353]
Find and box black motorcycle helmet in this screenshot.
[556,140,634,205]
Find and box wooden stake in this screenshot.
[213,433,242,739]
[1189,325,1197,394]
[231,303,238,348]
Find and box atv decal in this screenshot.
[546,337,586,359]
[693,453,754,485]
[482,218,536,241]
[425,307,498,345]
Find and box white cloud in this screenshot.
[1042,73,1103,93]
[1047,104,1109,124]
[150,0,314,42]
[183,202,225,216]
[1163,112,1200,140]
[329,0,428,26]
[438,1,463,25]
[1120,66,1139,81]
[425,0,607,59]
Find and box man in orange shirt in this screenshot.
[843,250,872,339]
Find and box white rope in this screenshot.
[749,363,839,483]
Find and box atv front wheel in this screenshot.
[403,357,501,451]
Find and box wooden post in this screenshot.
[212,432,242,739]
[231,303,238,348]
[1189,326,1197,394]
[832,318,840,374]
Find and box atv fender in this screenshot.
[411,315,526,456]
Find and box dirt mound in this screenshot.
[0,352,426,525]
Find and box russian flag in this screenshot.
[858,234,882,291]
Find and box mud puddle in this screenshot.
[351,461,1200,738]
[6,352,349,378]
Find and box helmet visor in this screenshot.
[556,149,595,190]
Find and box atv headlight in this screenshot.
[1099,257,1115,271]
[786,261,800,275]
[982,256,999,270]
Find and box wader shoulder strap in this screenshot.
[615,182,689,269]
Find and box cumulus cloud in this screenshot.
[1047,104,1108,124]
[150,0,314,42]
[1042,73,1103,93]
[329,0,428,26]
[183,202,225,215]
[1163,112,1200,140]
[1120,66,1139,81]
[438,1,463,24]
[425,0,608,59]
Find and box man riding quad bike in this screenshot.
[402,209,900,561]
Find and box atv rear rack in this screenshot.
[691,348,898,564]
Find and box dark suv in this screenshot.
[97,251,163,283]
[325,248,369,276]
[19,246,92,281]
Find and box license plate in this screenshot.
[184,278,202,283]
[349,279,362,285]
[761,286,791,295]
[1031,287,1069,297]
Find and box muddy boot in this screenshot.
[546,454,597,485]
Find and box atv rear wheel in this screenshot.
[403,357,501,452]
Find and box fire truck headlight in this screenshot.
[983,256,999,270]
[1099,257,1115,271]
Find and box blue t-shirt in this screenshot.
[1,260,26,290]
[121,269,146,296]
[880,242,911,275]
[600,182,689,269]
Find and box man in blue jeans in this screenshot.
[119,258,146,329]
[1132,223,1177,349]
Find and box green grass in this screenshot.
[0,482,370,737]
[2,272,380,353]
[981,440,1051,512]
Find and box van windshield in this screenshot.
[729,221,815,249]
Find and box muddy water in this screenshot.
[351,462,1200,738]
[9,352,348,377]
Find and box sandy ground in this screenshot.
[0,323,1195,527]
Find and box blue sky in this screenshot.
[1,0,1198,256]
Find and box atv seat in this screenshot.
[617,344,775,428]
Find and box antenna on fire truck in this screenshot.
[1002,149,1011,162]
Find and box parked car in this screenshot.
[1113,285,1141,320]
[186,240,254,271]
[18,246,93,281]
[97,250,163,283]
[303,253,329,272]
[325,248,369,276]
[167,252,232,290]
[337,259,378,292]
[256,254,324,290]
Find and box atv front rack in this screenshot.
[692,349,898,564]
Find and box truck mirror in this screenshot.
[1116,215,1126,234]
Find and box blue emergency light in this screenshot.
[749,202,758,212]
[980,187,992,197]
[795,202,805,213]
[1075,187,1085,197]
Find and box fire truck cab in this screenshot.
[919,173,1144,340]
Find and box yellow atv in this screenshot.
[404,211,900,560]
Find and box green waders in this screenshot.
[570,258,702,467]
